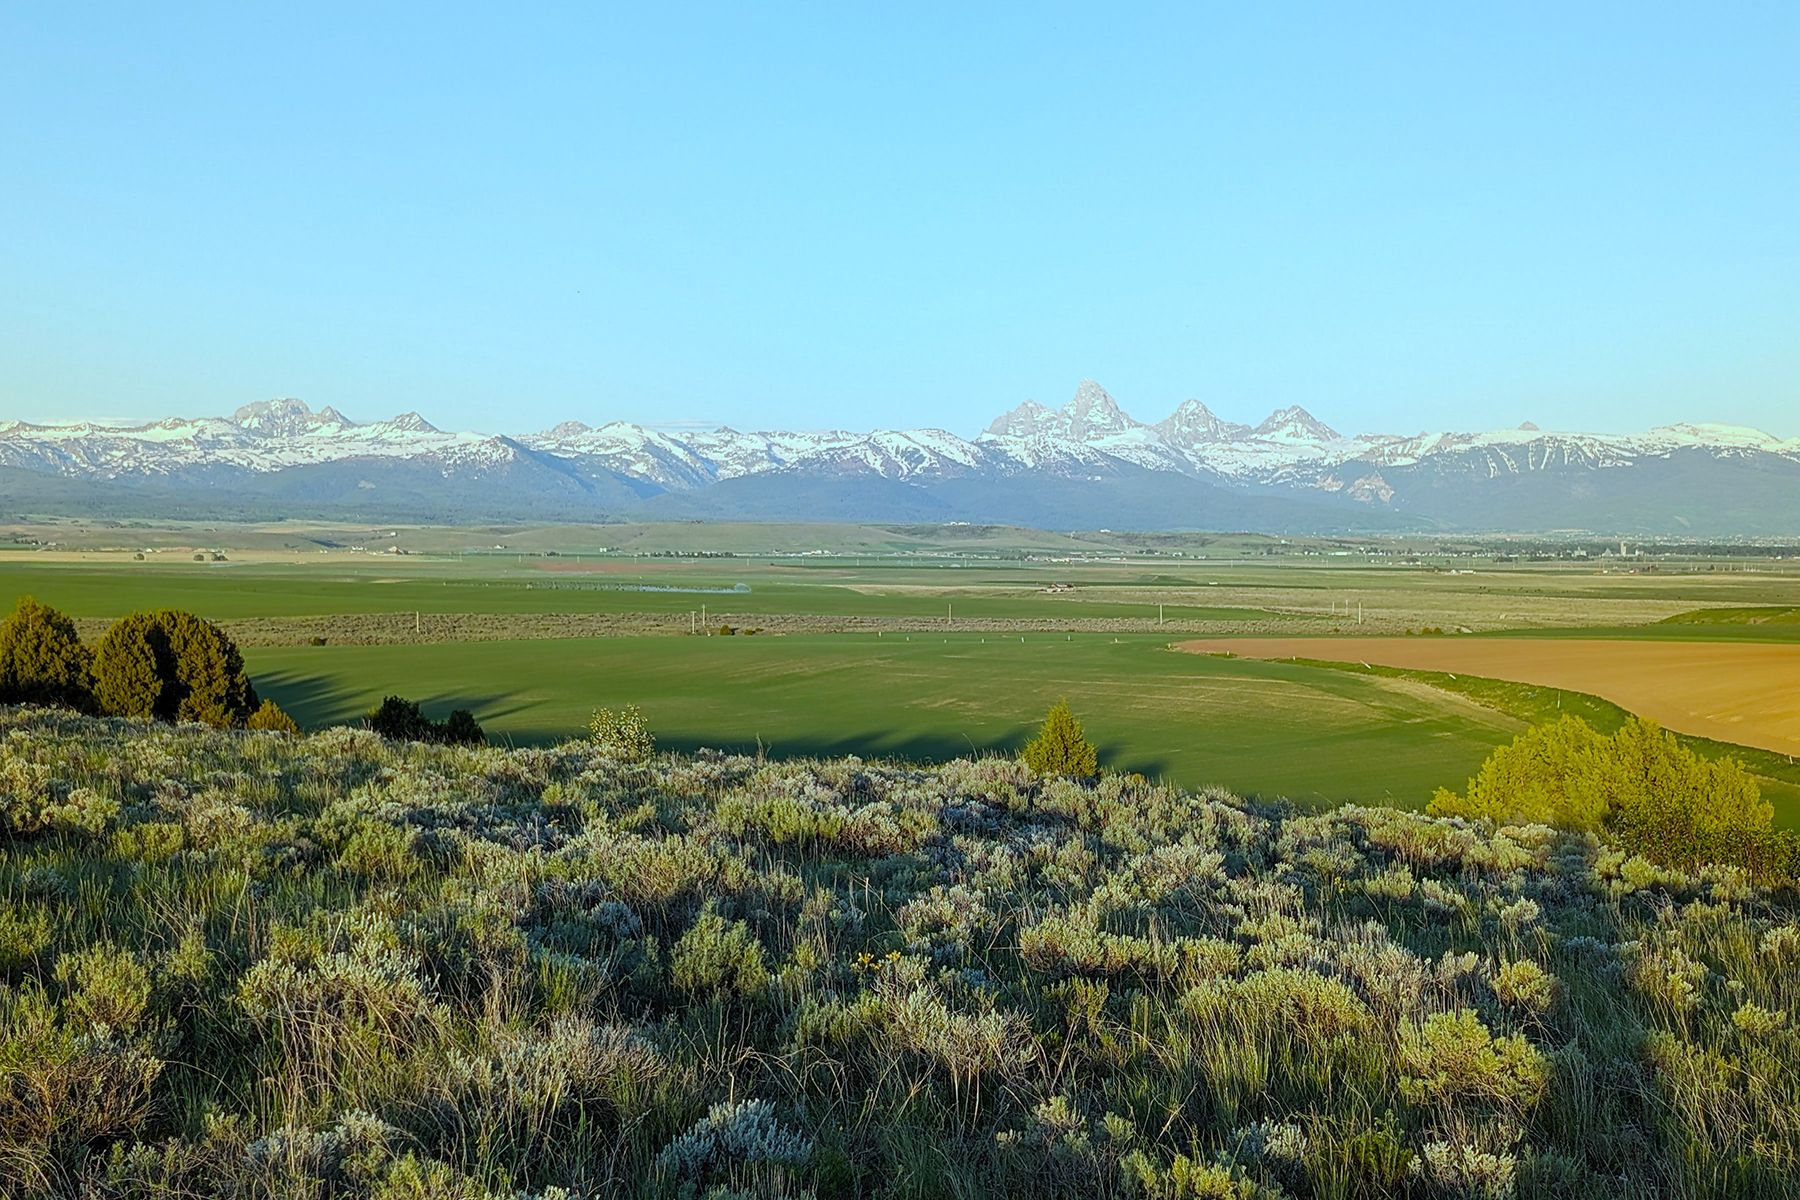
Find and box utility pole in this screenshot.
[1159,604,1165,625]
[691,610,697,635]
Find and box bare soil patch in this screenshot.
[1177,636,1800,756]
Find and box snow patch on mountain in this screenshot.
[3,386,1795,509]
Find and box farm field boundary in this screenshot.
[1178,636,1800,757]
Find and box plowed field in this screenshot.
[1177,637,1800,755]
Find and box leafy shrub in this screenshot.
[0,980,163,1192]
[54,942,154,1032]
[441,708,485,746]
[1493,959,1557,1016]
[366,695,435,742]
[1430,715,1783,877]
[1022,698,1098,777]
[90,609,258,727]
[246,698,301,733]
[0,901,53,973]
[1398,1009,1548,1112]
[0,596,94,710]
[1123,1151,1287,1199]
[589,704,655,761]
[670,907,769,999]
[1409,1140,1517,1199]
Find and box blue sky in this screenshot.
[3,3,1796,436]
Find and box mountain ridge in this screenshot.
[4,381,1796,534]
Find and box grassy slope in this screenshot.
[248,633,1521,809]
[1662,605,1800,625]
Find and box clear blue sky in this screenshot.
[3,3,1796,437]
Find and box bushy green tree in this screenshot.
[1426,715,1609,830]
[1022,698,1098,777]
[1430,714,1780,875]
[1597,716,1773,871]
[90,610,258,728]
[89,612,165,720]
[0,596,93,710]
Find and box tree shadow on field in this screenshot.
[253,670,525,732]
[647,726,1175,780]
[255,670,1179,778]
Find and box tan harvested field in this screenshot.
[1177,636,1800,756]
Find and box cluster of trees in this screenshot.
[0,598,493,749]
[0,596,295,731]
[365,696,486,745]
[1430,714,1790,879]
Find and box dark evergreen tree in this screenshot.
[367,696,434,741]
[442,709,486,746]
[90,612,168,721]
[91,610,259,728]
[366,697,485,745]
[0,596,94,710]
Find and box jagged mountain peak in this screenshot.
[377,411,440,435]
[231,398,354,438]
[1156,399,1253,447]
[1065,379,1139,434]
[1255,405,1339,442]
[985,399,1052,437]
[543,420,591,438]
[986,381,1142,440]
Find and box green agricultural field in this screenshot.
[0,560,1285,624]
[247,632,1528,808]
[7,525,1800,820]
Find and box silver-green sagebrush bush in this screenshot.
[589,704,656,762]
[2,704,1800,1196]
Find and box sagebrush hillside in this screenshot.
[2,709,1798,1198]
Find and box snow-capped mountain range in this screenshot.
[3,382,1797,534]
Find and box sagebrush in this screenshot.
[0,707,1797,1197]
